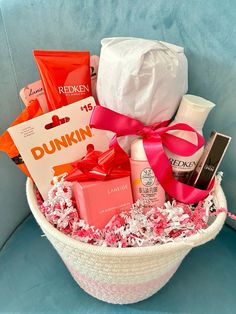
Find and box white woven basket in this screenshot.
[26,178,227,304]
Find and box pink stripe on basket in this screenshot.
[65,260,180,298]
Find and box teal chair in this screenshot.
[1,1,236,313]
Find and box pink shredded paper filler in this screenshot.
[37,178,233,248]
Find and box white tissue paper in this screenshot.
[97,37,188,151]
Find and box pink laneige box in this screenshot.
[73,176,133,229]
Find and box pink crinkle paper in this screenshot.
[38,176,231,248]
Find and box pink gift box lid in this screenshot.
[73,176,133,229]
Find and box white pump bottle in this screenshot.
[165,94,215,183]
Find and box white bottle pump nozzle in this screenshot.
[174,94,215,129]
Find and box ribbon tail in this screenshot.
[90,106,144,136]
[143,138,212,204]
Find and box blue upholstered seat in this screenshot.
[0,216,236,313]
[1,0,236,312]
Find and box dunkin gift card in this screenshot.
[8,97,109,199]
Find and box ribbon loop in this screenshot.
[90,106,211,204]
[65,144,130,183]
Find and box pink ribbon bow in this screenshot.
[90,106,213,204]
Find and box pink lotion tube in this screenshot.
[19,80,48,112]
[130,139,166,210]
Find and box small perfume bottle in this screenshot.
[130,139,165,210]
